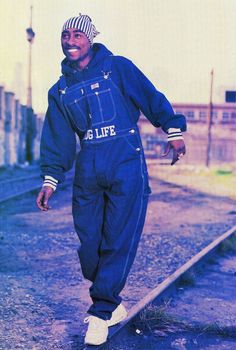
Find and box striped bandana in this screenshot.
[62,14,100,45]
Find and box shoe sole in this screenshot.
[107,312,128,327]
[84,340,107,346]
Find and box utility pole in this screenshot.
[26,5,35,108]
[206,69,214,168]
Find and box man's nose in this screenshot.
[68,35,76,46]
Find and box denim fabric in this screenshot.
[40,44,186,183]
[61,57,151,320]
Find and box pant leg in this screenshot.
[72,150,105,282]
[88,152,150,320]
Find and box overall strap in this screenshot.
[102,55,113,78]
[58,75,85,136]
[58,75,67,94]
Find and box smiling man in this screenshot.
[36,14,186,346]
[61,29,93,63]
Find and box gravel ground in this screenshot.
[109,250,236,350]
[0,165,39,182]
[0,165,41,202]
[0,165,236,350]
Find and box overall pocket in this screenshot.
[85,79,116,126]
[62,86,90,132]
[124,133,142,153]
[124,134,152,195]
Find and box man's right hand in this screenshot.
[36,186,54,211]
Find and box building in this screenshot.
[0,85,43,168]
[138,101,236,165]
[173,102,236,125]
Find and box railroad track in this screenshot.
[85,225,236,350]
[0,171,74,203]
[1,169,235,349]
[0,175,41,203]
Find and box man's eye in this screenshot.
[62,34,69,39]
[74,34,82,38]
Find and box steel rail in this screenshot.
[84,225,236,349]
[0,173,74,203]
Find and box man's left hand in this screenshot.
[162,139,186,165]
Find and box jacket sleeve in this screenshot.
[40,87,76,183]
[121,59,186,133]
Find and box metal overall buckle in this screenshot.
[59,87,67,95]
[102,70,111,79]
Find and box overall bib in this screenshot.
[59,56,151,320]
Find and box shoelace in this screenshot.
[84,316,107,325]
[84,316,91,324]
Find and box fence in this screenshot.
[1,86,235,169]
[0,86,43,167]
[139,117,236,166]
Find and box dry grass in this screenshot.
[134,303,236,338]
[135,302,186,333]
[219,235,236,254]
[177,270,196,287]
[148,161,236,199]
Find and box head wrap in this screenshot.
[62,14,100,45]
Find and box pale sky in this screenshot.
[0,0,235,113]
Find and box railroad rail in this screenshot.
[0,175,41,203]
[1,168,235,349]
[0,171,74,203]
[85,225,236,349]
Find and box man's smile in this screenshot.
[66,47,80,52]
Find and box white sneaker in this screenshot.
[84,315,108,345]
[107,304,128,327]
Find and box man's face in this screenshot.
[61,28,91,62]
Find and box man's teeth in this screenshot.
[68,49,78,52]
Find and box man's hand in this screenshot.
[162,139,186,166]
[36,186,54,211]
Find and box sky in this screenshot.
[0,0,235,113]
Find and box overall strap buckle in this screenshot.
[58,75,68,94]
[102,55,113,79]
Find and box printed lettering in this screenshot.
[110,125,116,136]
[95,128,102,138]
[84,129,94,140]
[86,125,117,140]
[103,126,110,137]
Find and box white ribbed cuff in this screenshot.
[42,175,58,191]
[167,128,183,141]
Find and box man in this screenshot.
[36,14,186,346]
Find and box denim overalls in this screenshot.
[59,55,151,320]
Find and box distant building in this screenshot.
[0,85,43,168]
[138,101,236,165]
[172,102,236,125]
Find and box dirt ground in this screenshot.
[110,250,236,350]
[0,163,236,350]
